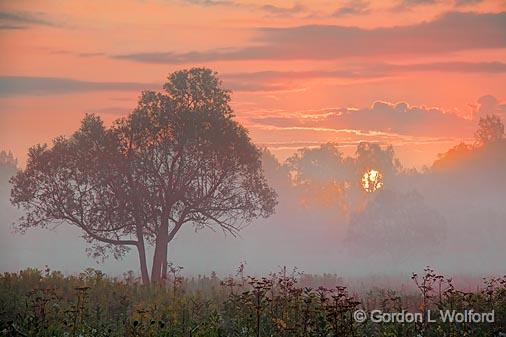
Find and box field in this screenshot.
[1,267,504,337]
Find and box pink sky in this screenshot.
[1,0,506,168]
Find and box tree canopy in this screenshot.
[10,68,277,284]
[475,114,504,145]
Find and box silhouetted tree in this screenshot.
[354,142,401,181]
[285,143,352,210]
[347,190,445,259]
[432,142,473,170]
[10,68,277,284]
[261,148,291,192]
[0,151,17,196]
[474,114,504,145]
[282,142,403,213]
[433,115,505,172]
[0,151,18,186]
[286,143,350,185]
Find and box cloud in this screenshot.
[6,61,499,98]
[112,11,506,64]
[333,1,370,17]
[394,0,439,10]
[250,101,475,137]
[0,11,59,29]
[0,24,25,30]
[78,52,105,58]
[222,80,295,92]
[220,69,383,92]
[401,0,438,4]
[220,61,506,92]
[180,0,235,6]
[382,61,506,73]
[261,3,307,17]
[454,0,482,6]
[181,0,307,15]
[47,49,106,58]
[0,76,156,96]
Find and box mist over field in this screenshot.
[1,131,505,278]
[1,1,506,283]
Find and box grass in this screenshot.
[0,266,504,336]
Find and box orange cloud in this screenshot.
[113,12,506,64]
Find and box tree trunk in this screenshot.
[151,233,163,284]
[136,241,150,285]
[161,242,168,280]
[152,218,184,284]
[151,218,169,284]
[162,219,183,280]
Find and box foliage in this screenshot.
[475,114,504,146]
[281,142,401,214]
[0,151,17,197]
[432,142,474,170]
[9,68,277,285]
[0,267,504,337]
[347,190,445,259]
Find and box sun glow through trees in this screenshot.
[361,169,384,193]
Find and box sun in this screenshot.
[361,169,384,193]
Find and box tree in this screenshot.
[347,190,445,259]
[286,143,350,185]
[474,114,504,145]
[0,151,17,196]
[10,68,277,284]
[354,142,401,180]
[284,143,352,210]
[432,142,473,170]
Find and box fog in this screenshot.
[1,133,505,279]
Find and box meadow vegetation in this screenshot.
[0,266,504,337]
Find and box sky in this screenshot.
[1,0,506,168]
